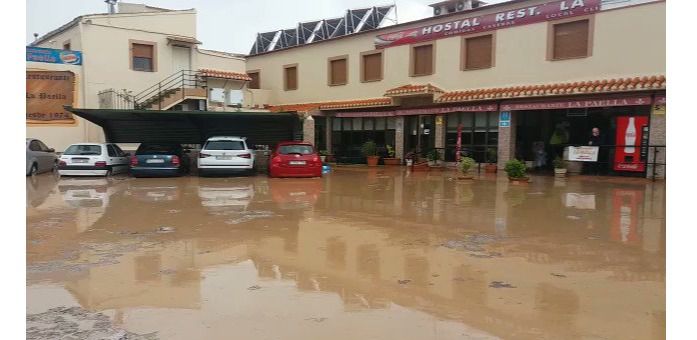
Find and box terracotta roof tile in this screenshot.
[197,69,252,81]
[435,76,665,103]
[384,84,444,96]
[269,98,393,113]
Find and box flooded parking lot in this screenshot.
[26,168,665,339]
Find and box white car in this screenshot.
[198,136,255,176]
[58,143,130,176]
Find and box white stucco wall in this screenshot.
[245,1,666,105]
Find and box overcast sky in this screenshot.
[27,0,504,54]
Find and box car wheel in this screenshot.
[28,163,38,176]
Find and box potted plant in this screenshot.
[504,159,529,183]
[319,150,329,163]
[553,156,568,177]
[362,141,379,166]
[427,149,442,167]
[485,148,498,173]
[383,145,401,165]
[457,157,476,180]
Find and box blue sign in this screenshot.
[499,121,511,127]
[499,111,511,122]
[26,46,82,65]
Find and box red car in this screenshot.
[268,141,322,178]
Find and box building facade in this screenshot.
[27,2,251,150]
[245,0,666,178]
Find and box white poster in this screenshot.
[566,146,599,162]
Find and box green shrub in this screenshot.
[459,157,476,174]
[427,149,441,161]
[361,141,378,157]
[386,145,396,158]
[553,156,566,169]
[504,159,527,178]
[487,148,497,163]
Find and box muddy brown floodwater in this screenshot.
[26,168,665,340]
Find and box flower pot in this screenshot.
[554,168,568,177]
[508,176,530,184]
[484,163,498,173]
[366,155,380,166]
[384,157,401,165]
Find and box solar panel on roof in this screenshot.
[249,5,396,55]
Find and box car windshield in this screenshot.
[204,140,245,150]
[137,144,179,155]
[63,145,102,155]
[278,144,314,155]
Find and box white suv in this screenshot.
[197,136,255,176]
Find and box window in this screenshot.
[29,141,42,151]
[328,56,348,86]
[63,42,71,50]
[463,34,493,70]
[278,144,314,155]
[550,19,591,60]
[107,145,117,157]
[248,71,260,89]
[445,112,498,162]
[64,145,102,156]
[284,65,298,90]
[37,140,50,151]
[361,51,383,82]
[131,42,155,72]
[204,140,245,150]
[411,43,434,76]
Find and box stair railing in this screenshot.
[133,70,206,110]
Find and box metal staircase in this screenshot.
[134,70,207,110]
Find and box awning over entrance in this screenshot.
[67,107,301,146]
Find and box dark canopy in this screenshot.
[66,107,302,146]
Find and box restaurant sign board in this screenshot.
[375,0,602,48]
[26,71,76,124]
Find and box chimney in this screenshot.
[105,0,117,14]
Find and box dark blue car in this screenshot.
[129,144,190,177]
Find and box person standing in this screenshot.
[586,127,606,175]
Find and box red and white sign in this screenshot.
[334,104,497,117]
[613,115,649,172]
[500,96,651,111]
[375,0,602,48]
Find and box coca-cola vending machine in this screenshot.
[613,116,649,172]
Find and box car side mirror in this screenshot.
[47,148,55,153]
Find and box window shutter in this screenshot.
[363,53,382,81]
[330,58,347,85]
[132,43,153,58]
[553,20,589,59]
[249,72,260,89]
[465,35,493,69]
[285,67,297,90]
[413,45,433,75]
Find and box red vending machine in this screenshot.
[614,116,649,172]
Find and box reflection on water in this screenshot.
[27,169,665,340]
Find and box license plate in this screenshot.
[216,156,233,160]
[289,161,306,165]
[146,159,165,164]
[72,158,88,163]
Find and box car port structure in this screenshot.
[66,107,303,147]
